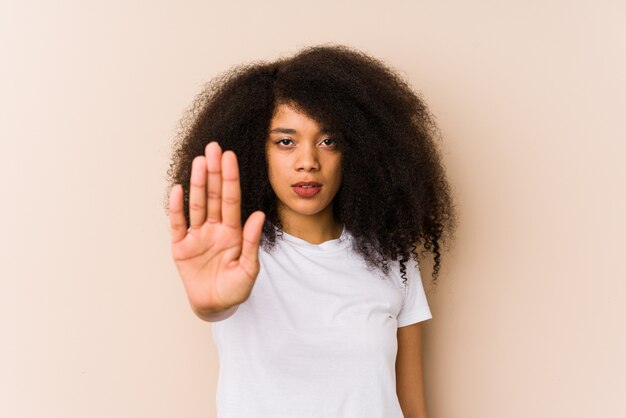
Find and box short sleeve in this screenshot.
[396,259,432,327]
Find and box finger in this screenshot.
[169,184,188,244]
[206,141,222,224]
[221,150,242,230]
[238,211,265,279]
[189,156,208,228]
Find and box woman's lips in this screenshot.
[293,185,321,197]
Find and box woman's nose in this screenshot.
[296,142,320,171]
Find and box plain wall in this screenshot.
[2,1,624,417]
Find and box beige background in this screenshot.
[2,1,625,417]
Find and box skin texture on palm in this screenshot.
[168,142,265,316]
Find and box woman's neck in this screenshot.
[282,222,343,245]
[277,207,343,245]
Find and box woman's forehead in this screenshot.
[269,103,337,135]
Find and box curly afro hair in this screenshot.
[164,43,457,287]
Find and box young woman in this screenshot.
[165,44,457,418]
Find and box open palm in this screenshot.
[168,141,265,316]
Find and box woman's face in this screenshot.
[265,103,343,223]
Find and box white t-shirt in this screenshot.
[210,225,432,418]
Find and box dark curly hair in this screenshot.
[164,43,457,287]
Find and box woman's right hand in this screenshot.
[168,141,266,316]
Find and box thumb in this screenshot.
[239,211,265,278]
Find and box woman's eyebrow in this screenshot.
[269,128,296,134]
[269,127,335,134]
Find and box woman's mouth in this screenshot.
[292,185,322,197]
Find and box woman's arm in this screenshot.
[396,322,429,418]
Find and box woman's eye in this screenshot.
[274,138,337,147]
